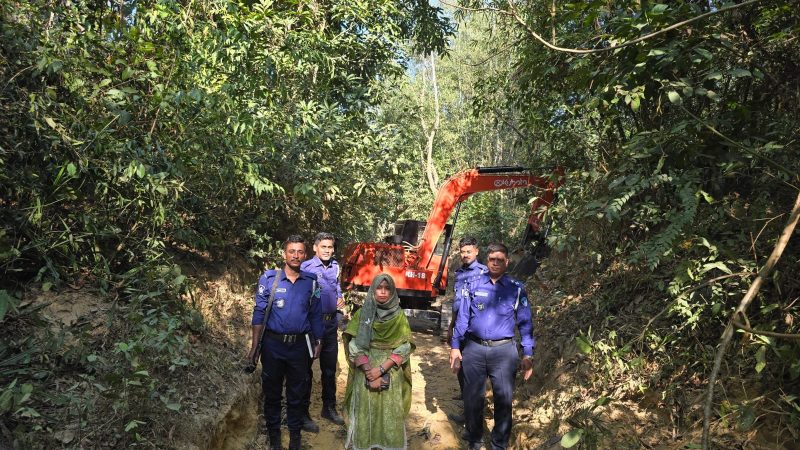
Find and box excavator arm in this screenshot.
[415,166,565,271]
[340,165,564,307]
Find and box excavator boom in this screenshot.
[415,166,564,269]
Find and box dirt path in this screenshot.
[246,331,465,450]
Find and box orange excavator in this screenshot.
[341,166,564,327]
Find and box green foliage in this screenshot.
[441,0,800,441]
[562,396,613,450]
[0,0,453,290]
[0,281,212,447]
[0,0,453,445]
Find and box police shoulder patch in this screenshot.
[258,284,266,294]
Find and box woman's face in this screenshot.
[375,279,391,304]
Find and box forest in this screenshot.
[1,0,798,449]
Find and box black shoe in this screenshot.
[451,394,463,401]
[288,431,301,450]
[446,412,465,425]
[468,442,483,450]
[461,430,470,441]
[301,415,319,433]
[267,430,282,450]
[321,405,345,425]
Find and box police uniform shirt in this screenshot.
[451,273,536,357]
[300,256,342,315]
[453,260,488,315]
[252,269,323,340]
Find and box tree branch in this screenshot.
[680,106,795,180]
[732,314,800,340]
[702,191,800,450]
[441,0,764,55]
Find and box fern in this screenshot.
[632,183,699,270]
[603,174,651,221]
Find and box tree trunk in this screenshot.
[420,53,441,195]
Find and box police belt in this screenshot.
[322,313,336,321]
[265,329,306,344]
[468,334,513,347]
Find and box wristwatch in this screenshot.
[379,365,386,375]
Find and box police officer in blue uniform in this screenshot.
[300,232,346,427]
[247,235,323,450]
[449,243,535,450]
[448,236,488,426]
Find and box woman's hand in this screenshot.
[368,377,383,390]
[365,366,382,382]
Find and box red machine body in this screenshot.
[341,166,564,309]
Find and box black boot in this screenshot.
[288,431,302,450]
[321,404,345,425]
[267,430,281,450]
[301,414,319,433]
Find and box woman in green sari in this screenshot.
[343,273,414,450]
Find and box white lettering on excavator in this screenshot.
[493,178,530,188]
[405,270,427,279]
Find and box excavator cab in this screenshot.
[384,220,452,257]
[383,220,426,246]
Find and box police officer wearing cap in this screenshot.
[449,242,535,450]
[447,236,488,426]
[247,235,323,450]
[300,232,346,427]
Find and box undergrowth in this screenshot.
[0,264,208,448]
[534,215,800,449]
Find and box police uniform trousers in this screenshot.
[462,337,519,450]
[261,333,311,433]
[304,316,338,412]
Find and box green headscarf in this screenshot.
[354,273,401,350]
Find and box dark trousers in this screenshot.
[304,319,338,412]
[457,364,465,394]
[462,338,519,450]
[261,336,311,433]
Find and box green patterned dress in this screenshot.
[343,308,414,450]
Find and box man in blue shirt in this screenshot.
[300,232,346,427]
[448,236,487,426]
[247,235,323,450]
[449,242,535,450]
